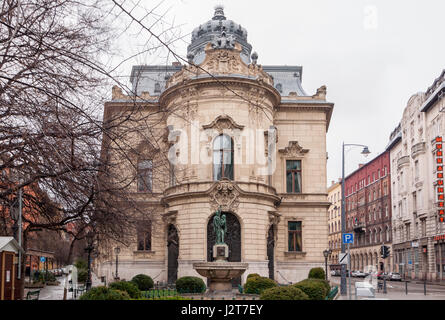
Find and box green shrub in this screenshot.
[77,268,88,283]
[293,279,328,300]
[79,286,130,300]
[176,277,206,294]
[131,274,154,291]
[74,259,88,270]
[109,281,141,299]
[309,278,330,296]
[246,273,261,280]
[260,286,309,300]
[244,276,277,294]
[308,267,325,280]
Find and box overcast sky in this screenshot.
[115,0,445,187]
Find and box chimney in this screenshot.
[358,164,365,168]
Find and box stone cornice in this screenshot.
[161,180,280,206]
[159,76,281,107]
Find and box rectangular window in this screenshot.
[286,160,302,193]
[137,160,153,192]
[421,218,426,237]
[288,221,302,252]
[137,221,152,251]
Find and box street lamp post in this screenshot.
[323,249,332,281]
[85,231,95,291]
[340,143,370,297]
[114,247,120,280]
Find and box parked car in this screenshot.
[389,272,402,281]
[351,270,359,277]
[356,271,367,278]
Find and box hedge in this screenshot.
[79,286,130,300]
[246,273,261,280]
[244,276,277,294]
[260,286,309,300]
[109,281,141,299]
[176,277,206,294]
[293,279,328,300]
[308,267,325,280]
[131,274,154,291]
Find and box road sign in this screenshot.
[408,260,412,265]
[339,253,349,265]
[40,257,46,263]
[342,233,354,244]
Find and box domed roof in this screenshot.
[187,6,253,65]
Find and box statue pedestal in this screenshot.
[193,243,247,293]
[212,244,229,261]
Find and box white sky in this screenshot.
[113,0,445,187]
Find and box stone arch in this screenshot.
[207,211,241,287]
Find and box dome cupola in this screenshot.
[187,5,253,65]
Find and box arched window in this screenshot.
[213,134,234,181]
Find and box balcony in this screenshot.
[411,142,426,158]
[397,156,410,169]
[353,222,366,233]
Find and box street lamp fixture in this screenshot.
[340,143,371,297]
[114,246,120,280]
[323,249,332,281]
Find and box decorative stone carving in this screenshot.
[278,141,309,157]
[202,115,245,132]
[210,179,240,212]
[268,211,281,226]
[165,42,273,88]
[111,85,156,101]
[162,210,178,225]
[211,31,236,50]
[312,85,327,100]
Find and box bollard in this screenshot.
[424,280,427,296]
[405,281,408,295]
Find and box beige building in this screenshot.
[328,180,342,265]
[95,6,334,286]
[388,70,445,281]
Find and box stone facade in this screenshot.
[344,152,393,273]
[388,70,445,281]
[328,180,342,265]
[95,7,333,286]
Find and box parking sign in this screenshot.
[342,233,354,244]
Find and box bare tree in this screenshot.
[0,0,183,297]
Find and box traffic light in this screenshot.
[380,245,390,259]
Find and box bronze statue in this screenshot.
[213,207,227,245]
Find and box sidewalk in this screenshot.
[24,272,103,300]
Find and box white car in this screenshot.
[355,271,367,278]
[389,272,402,281]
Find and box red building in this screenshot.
[344,151,393,272]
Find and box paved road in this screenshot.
[330,276,445,300]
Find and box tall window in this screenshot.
[213,134,234,181]
[286,160,302,193]
[288,221,302,252]
[137,160,153,192]
[137,221,152,251]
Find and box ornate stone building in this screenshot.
[388,70,445,281]
[328,180,342,265]
[344,152,393,273]
[95,6,333,285]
